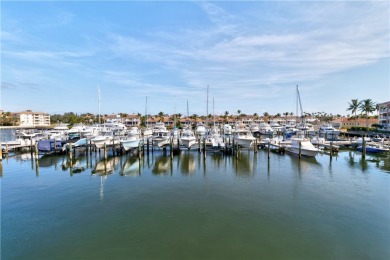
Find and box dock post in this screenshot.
[330,141,333,158]
[147,138,150,154]
[203,138,207,158]
[267,142,270,160]
[104,143,107,160]
[298,141,302,159]
[30,136,33,155]
[362,136,366,159]
[170,137,173,159]
[5,143,9,155]
[35,143,38,158]
[254,138,258,154]
[69,143,73,162]
[325,132,328,141]
[0,144,2,163]
[139,141,142,160]
[198,137,201,153]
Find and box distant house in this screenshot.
[15,110,50,126]
[377,101,390,131]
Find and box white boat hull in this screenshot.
[153,137,170,148]
[91,137,119,149]
[181,138,197,149]
[287,147,319,157]
[234,137,255,149]
[121,139,141,151]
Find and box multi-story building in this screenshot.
[15,110,51,126]
[377,101,390,131]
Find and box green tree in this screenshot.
[359,99,376,129]
[347,99,361,128]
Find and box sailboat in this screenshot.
[205,97,225,151]
[180,99,197,149]
[285,85,320,157]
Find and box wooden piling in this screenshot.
[104,143,107,160]
[254,139,258,154]
[298,141,302,159]
[0,144,2,162]
[362,136,366,159]
[35,143,38,158]
[69,143,73,161]
[330,141,333,158]
[170,137,174,159]
[147,138,150,154]
[198,138,201,153]
[267,142,270,160]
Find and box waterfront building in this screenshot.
[15,110,50,126]
[332,117,378,129]
[123,114,141,127]
[377,101,390,131]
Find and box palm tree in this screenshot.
[158,111,164,122]
[347,99,361,128]
[359,99,376,129]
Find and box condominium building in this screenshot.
[377,101,390,131]
[15,110,51,126]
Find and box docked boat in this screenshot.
[205,126,225,151]
[357,144,389,154]
[233,124,256,148]
[286,138,320,157]
[195,122,206,136]
[91,130,120,149]
[223,124,233,135]
[180,127,197,149]
[318,124,340,140]
[152,128,171,148]
[259,123,274,136]
[120,127,142,151]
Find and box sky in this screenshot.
[1,0,389,117]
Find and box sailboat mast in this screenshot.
[145,96,148,127]
[206,85,209,127]
[213,97,215,127]
[187,99,189,127]
[98,84,101,125]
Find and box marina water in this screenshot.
[1,129,390,259]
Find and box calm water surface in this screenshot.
[1,129,390,259]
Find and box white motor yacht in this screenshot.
[286,138,320,157]
[233,124,256,148]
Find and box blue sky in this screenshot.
[1,1,389,117]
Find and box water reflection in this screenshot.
[344,151,390,173]
[232,152,254,178]
[92,156,120,176]
[152,155,172,175]
[179,152,196,175]
[120,156,141,176]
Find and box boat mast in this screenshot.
[145,96,148,127]
[296,85,304,123]
[206,85,209,128]
[187,99,189,127]
[213,97,215,127]
[98,84,101,125]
